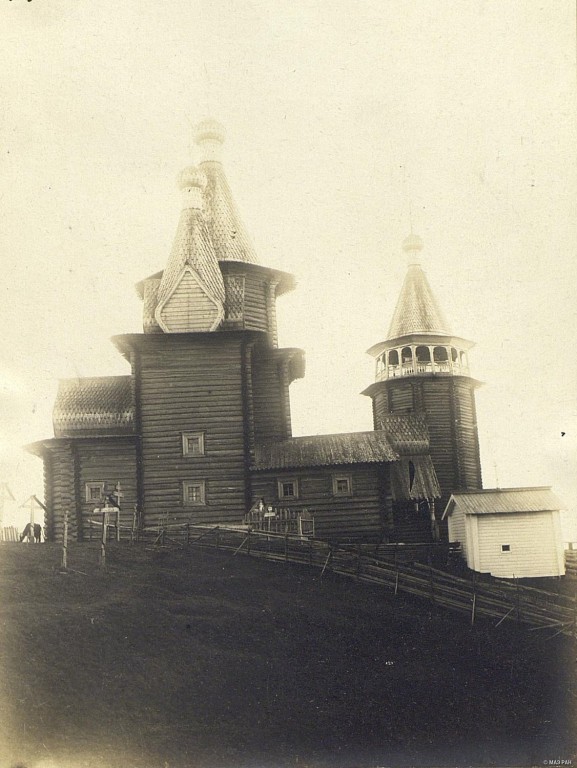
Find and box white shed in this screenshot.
[442,487,565,578]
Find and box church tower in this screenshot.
[112,119,305,530]
[363,234,482,534]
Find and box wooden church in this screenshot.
[27,119,483,544]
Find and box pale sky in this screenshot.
[1,1,576,534]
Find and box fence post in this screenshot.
[284,534,289,562]
[356,544,362,579]
[100,510,107,568]
[186,523,190,545]
[471,572,477,626]
[116,508,120,542]
[61,510,69,571]
[216,528,220,550]
[247,529,252,556]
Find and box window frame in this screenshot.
[85,482,105,503]
[277,478,299,500]
[182,480,207,506]
[332,474,353,497]
[182,431,205,457]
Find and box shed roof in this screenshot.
[442,487,564,519]
[53,376,135,437]
[252,431,399,471]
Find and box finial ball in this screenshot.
[194,118,226,146]
[402,234,424,252]
[177,166,207,191]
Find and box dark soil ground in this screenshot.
[0,542,575,768]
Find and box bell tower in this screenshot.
[363,235,483,521]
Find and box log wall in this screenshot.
[372,375,482,505]
[250,464,388,541]
[136,335,251,528]
[76,438,137,539]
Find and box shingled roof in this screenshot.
[252,431,399,471]
[390,456,441,500]
[387,263,451,339]
[53,376,134,437]
[380,413,430,454]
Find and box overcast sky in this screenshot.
[0,1,576,533]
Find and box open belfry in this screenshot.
[28,120,483,544]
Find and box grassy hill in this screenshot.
[0,542,575,768]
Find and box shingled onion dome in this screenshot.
[154,165,226,333]
[367,235,474,381]
[194,118,260,264]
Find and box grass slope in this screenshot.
[0,542,575,768]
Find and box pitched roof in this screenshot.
[53,376,134,437]
[387,264,451,339]
[390,456,441,500]
[252,431,399,471]
[442,487,564,519]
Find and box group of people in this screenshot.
[19,522,42,543]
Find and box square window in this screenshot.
[277,478,298,500]
[501,544,511,552]
[332,475,352,497]
[183,480,206,506]
[182,432,205,456]
[86,482,104,503]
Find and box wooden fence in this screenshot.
[0,526,19,542]
[565,550,577,580]
[173,525,576,639]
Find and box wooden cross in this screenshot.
[110,482,124,507]
[20,495,47,525]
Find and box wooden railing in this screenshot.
[174,525,576,639]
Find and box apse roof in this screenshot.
[53,376,134,437]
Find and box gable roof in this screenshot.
[53,376,135,437]
[390,455,441,500]
[252,431,399,471]
[442,487,564,519]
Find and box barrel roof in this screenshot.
[53,376,134,437]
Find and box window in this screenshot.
[86,482,105,503]
[277,478,298,500]
[182,432,205,456]
[332,474,352,497]
[183,480,206,506]
[501,544,511,553]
